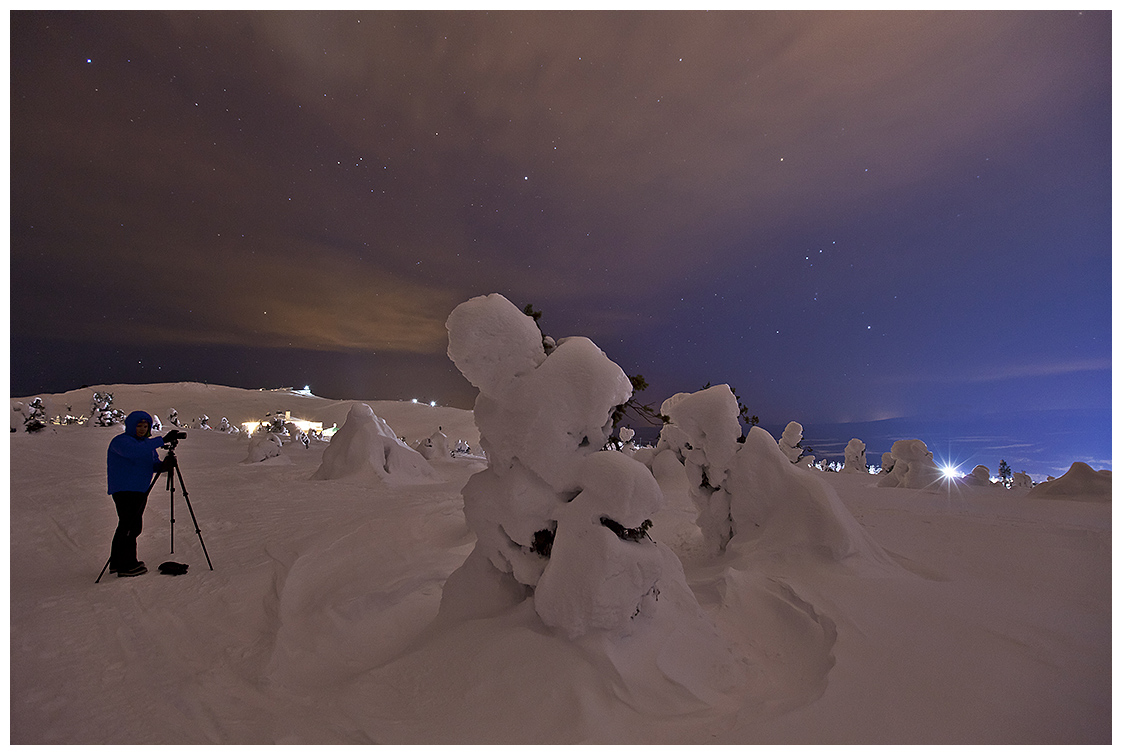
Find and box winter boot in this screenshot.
[117,563,148,577]
[109,560,143,574]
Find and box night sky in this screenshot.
[10,11,1112,478]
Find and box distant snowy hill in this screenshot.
[10,381,480,451]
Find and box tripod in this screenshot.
[96,439,213,583]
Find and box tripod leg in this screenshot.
[173,462,213,570]
[95,555,111,583]
[166,463,176,554]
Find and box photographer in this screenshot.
[106,411,181,577]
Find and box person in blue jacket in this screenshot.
[107,410,172,577]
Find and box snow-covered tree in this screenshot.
[777,421,815,468]
[90,391,124,427]
[414,428,449,460]
[23,398,48,433]
[656,384,895,568]
[841,438,868,474]
[998,460,1012,488]
[878,439,941,489]
[442,293,687,638]
[311,403,435,481]
[964,465,993,486]
[245,433,283,463]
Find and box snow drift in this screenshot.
[1027,461,1111,502]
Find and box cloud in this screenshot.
[965,359,1112,383]
[880,358,1110,388]
[163,11,1106,290]
[17,229,458,355]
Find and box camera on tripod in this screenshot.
[164,429,187,448]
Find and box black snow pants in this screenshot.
[110,491,149,570]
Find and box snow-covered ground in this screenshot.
[10,382,1110,744]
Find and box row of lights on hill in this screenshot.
[303,385,436,408]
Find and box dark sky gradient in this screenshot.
[10,11,1112,477]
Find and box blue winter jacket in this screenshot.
[107,411,168,495]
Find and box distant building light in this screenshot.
[429,401,436,407]
[241,411,323,436]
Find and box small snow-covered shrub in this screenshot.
[245,433,283,463]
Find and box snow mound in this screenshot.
[1027,462,1111,502]
[311,403,437,483]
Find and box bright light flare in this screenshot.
[939,463,961,480]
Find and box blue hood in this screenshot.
[124,410,154,437]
